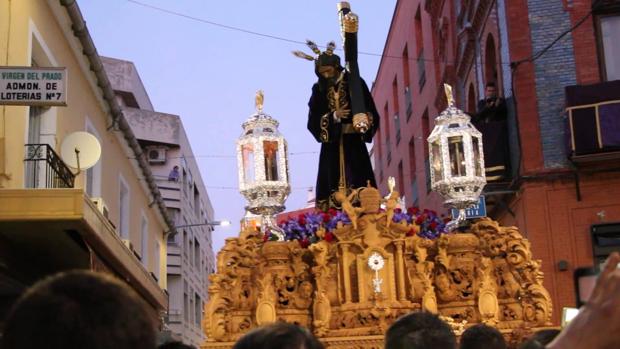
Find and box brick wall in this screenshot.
[527,0,578,169]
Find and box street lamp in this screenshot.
[427,84,486,231]
[237,90,290,241]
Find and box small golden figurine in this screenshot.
[443,83,454,107]
[255,89,264,112]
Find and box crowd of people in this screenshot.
[1,252,619,349]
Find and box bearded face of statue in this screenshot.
[318,65,338,80]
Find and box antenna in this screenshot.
[60,131,102,175]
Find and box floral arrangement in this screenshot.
[266,207,450,247]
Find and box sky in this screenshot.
[79,0,397,252]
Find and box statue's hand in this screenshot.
[353,113,369,134]
[343,12,359,33]
[333,109,351,121]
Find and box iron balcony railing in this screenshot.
[24,144,75,188]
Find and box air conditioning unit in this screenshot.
[91,197,110,219]
[147,147,167,164]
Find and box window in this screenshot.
[394,113,401,145]
[392,77,399,113]
[421,109,432,193]
[183,288,189,322]
[194,186,200,217]
[415,6,426,90]
[118,176,130,239]
[467,83,477,115]
[384,102,391,165]
[194,237,200,269]
[182,168,188,197]
[417,50,426,90]
[392,78,401,144]
[85,119,102,197]
[397,161,404,195]
[183,230,188,257]
[195,293,202,326]
[422,109,430,153]
[154,241,160,280]
[376,127,383,171]
[408,137,417,178]
[189,237,194,266]
[189,291,194,324]
[141,214,148,266]
[405,86,413,121]
[25,106,43,188]
[411,178,419,206]
[402,45,410,89]
[599,15,620,81]
[484,34,498,85]
[415,6,424,54]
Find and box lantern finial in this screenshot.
[443,84,455,107]
[255,90,264,112]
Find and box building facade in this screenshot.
[372,0,620,324]
[102,57,216,347]
[0,0,171,326]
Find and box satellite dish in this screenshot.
[61,131,102,173]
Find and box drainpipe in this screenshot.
[59,0,177,236]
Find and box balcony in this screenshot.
[24,144,75,188]
[0,189,168,311]
[566,80,620,163]
[154,175,181,209]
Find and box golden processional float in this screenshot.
[201,86,553,349]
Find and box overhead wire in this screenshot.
[124,0,517,66]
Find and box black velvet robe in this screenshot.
[307,72,380,210]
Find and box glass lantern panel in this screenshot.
[472,136,482,177]
[283,142,289,181]
[448,136,466,177]
[263,140,279,181]
[431,141,443,182]
[242,144,255,184]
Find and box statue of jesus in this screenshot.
[293,3,380,211]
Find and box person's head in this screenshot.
[485,82,498,99]
[173,165,179,171]
[1,270,157,349]
[385,312,456,349]
[518,329,561,349]
[159,341,197,349]
[232,322,323,349]
[459,323,506,349]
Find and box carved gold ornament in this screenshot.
[203,201,553,349]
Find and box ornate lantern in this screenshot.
[427,84,486,230]
[237,91,290,240]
